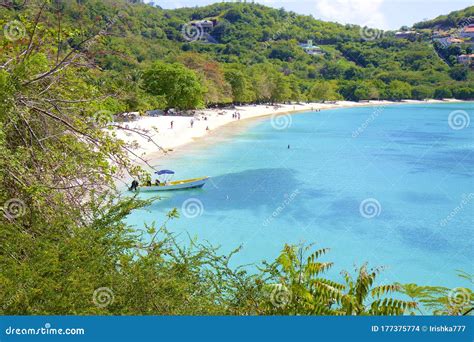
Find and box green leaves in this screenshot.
[142,61,204,109]
[398,275,474,316]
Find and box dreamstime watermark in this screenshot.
[92,287,114,308]
[359,198,382,219]
[448,287,471,307]
[90,110,114,125]
[352,106,385,138]
[435,16,473,49]
[439,193,473,227]
[83,10,128,51]
[271,113,292,130]
[2,198,26,220]
[181,198,204,218]
[262,16,295,48]
[448,110,470,130]
[359,23,384,41]
[270,284,292,308]
[181,22,204,42]
[2,280,33,311]
[5,323,85,336]
[3,20,26,41]
[263,189,300,227]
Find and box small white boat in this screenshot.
[138,176,209,192]
[129,170,209,192]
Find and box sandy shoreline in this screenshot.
[113,99,462,163]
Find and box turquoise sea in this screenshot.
[126,103,473,288]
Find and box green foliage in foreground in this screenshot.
[1,200,473,315]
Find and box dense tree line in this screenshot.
[3,0,471,111]
[413,6,474,29]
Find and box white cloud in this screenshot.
[314,0,388,29]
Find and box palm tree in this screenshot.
[339,264,417,315]
[263,244,417,315]
[399,271,473,315]
[263,244,342,315]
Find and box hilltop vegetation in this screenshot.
[2,0,473,112]
[414,6,474,29]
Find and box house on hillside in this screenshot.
[192,19,217,31]
[395,31,418,39]
[187,19,218,43]
[460,24,474,38]
[432,30,449,39]
[457,54,474,66]
[299,40,324,56]
[434,36,465,47]
[446,37,464,44]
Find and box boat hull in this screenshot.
[137,177,209,192]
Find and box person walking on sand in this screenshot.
[190,119,194,128]
[170,120,174,129]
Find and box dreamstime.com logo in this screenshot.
[4,323,85,336]
[439,193,473,227]
[270,284,292,308]
[271,113,292,130]
[90,110,114,125]
[181,22,204,42]
[2,198,26,220]
[263,189,300,227]
[92,287,114,308]
[181,198,204,218]
[448,287,471,308]
[2,280,33,310]
[359,198,382,219]
[448,110,470,130]
[359,22,384,41]
[262,16,295,48]
[3,20,26,41]
[352,106,385,138]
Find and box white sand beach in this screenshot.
[113,99,451,160]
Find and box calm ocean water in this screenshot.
[126,103,473,288]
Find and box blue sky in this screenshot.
[145,0,472,30]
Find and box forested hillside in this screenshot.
[414,6,474,29]
[1,0,473,112]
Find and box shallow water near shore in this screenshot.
[126,103,473,288]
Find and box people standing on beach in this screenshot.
[190,119,194,128]
[129,179,139,191]
[170,120,174,129]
